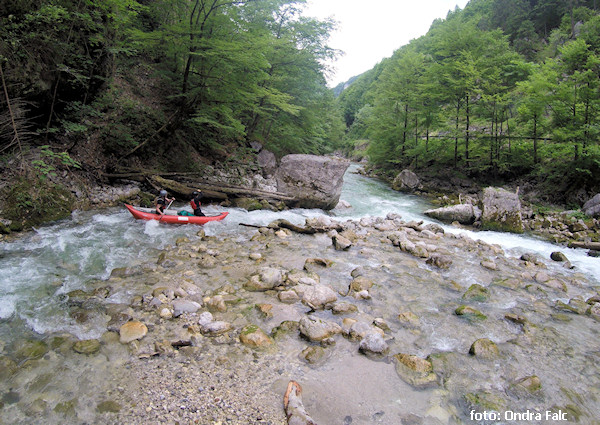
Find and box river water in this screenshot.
[1,165,599,423]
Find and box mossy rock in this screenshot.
[239,324,273,348]
[73,339,101,355]
[138,191,155,208]
[0,356,18,380]
[464,390,506,411]
[232,197,263,211]
[13,339,49,361]
[455,305,487,321]
[271,321,300,339]
[512,375,542,394]
[462,284,489,302]
[301,346,326,364]
[469,338,499,359]
[392,353,437,388]
[53,399,77,416]
[96,400,121,413]
[2,176,75,230]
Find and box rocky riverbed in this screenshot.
[1,213,600,424]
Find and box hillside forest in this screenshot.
[1,0,600,227]
[337,0,600,206]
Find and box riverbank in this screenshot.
[355,166,600,253]
[2,208,599,424]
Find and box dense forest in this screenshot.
[1,0,600,219]
[337,0,600,205]
[0,0,344,177]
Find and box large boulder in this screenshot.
[583,194,600,217]
[481,187,524,233]
[275,155,350,210]
[391,169,421,192]
[257,149,277,177]
[424,204,482,225]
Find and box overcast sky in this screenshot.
[303,0,470,86]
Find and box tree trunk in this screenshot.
[402,104,409,154]
[533,113,538,164]
[454,101,459,168]
[569,241,600,251]
[465,94,470,169]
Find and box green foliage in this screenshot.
[337,0,600,203]
[31,145,81,181]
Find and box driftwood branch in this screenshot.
[238,220,316,234]
[239,219,342,235]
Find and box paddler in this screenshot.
[190,190,205,217]
[155,189,175,216]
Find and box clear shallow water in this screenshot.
[1,164,598,341]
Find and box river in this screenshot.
[1,165,599,424]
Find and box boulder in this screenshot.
[257,149,277,177]
[455,305,487,321]
[359,332,389,356]
[424,204,481,225]
[172,299,202,317]
[244,267,286,291]
[73,339,101,355]
[469,338,499,359]
[332,234,352,251]
[199,317,233,336]
[301,346,327,364]
[275,155,350,210]
[481,187,524,233]
[391,169,421,192]
[392,353,437,388]
[294,284,337,309]
[426,254,453,269]
[119,321,148,344]
[583,193,600,217]
[298,316,342,342]
[239,325,273,348]
[463,284,489,302]
[550,251,569,262]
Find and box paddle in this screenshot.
[159,199,174,222]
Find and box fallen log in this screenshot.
[195,183,295,202]
[270,219,317,234]
[568,241,600,251]
[239,221,315,234]
[149,175,228,201]
[239,219,342,234]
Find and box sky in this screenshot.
[302,0,470,87]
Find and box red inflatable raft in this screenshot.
[125,204,229,225]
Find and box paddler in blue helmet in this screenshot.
[155,189,175,216]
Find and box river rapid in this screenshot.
[0,165,599,424]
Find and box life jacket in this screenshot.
[190,197,202,210]
[156,196,168,211]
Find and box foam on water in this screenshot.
[0,296,16,319]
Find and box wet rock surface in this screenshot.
[1,213,599,424]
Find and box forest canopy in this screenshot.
[2,0,600,205]
[336,0,600,204]
[0,0,345,171]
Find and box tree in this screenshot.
[516,63,555,164]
